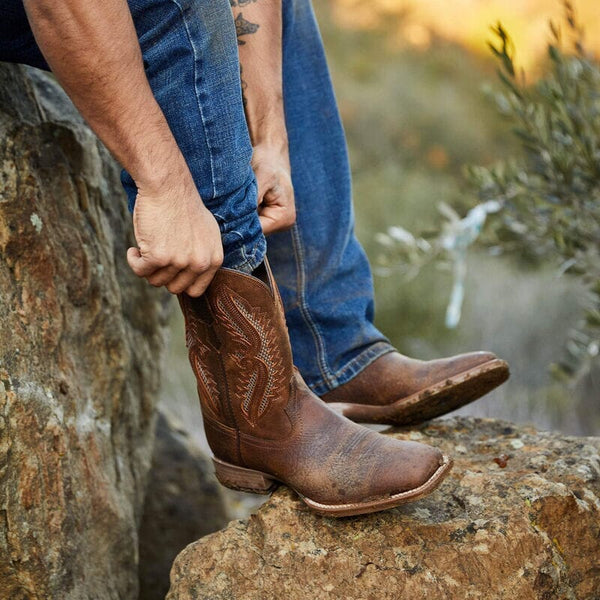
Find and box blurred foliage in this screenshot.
[377,2,600,381]
[313,0,519,345]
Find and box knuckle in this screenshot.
[189,257,210,274]
[212,252,224,269]
[185,279,208,297]
[285,209,297,226]
[146,270,164,283]
[166,281,185,294]
[150,251,170,268]
[186,290,204,299]
[185,285,206,298]
[171,257,187,271]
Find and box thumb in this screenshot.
[254,171,270,207]
[127,246,155,277]
[256,182,267,207]
[258,214,276,236]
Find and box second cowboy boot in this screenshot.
[178,261,453,517]
[321,351,509,427]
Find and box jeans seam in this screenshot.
[170,0,217,199]
[290,223,336,388]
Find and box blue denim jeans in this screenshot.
[0,0,393,394]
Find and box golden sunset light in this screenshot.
[331,0,600,71]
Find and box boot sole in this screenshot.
[213,454,453,517]
[327,358,509,427]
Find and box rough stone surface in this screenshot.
[138,411,230,600]
[168,417,600,600]
[0,64,169,599]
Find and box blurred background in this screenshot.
[160,0,600,515]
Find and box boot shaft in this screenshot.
[178,262,295,453]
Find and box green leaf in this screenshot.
[548,45,562,63]
[585,310,600,328]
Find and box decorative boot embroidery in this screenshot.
[183,299,222,418]
[214,286,287,427]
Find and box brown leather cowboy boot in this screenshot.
[178,261,452,517]
[321,350,509,427]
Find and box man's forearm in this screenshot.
[231,0,287,147]
[23,0,224,297]
[23,0,191,192]
[231,0,295,235]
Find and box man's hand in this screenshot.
[23,0,222,296]
[126,178,223,297]
[231,1,295,234]
[252,143,295,235]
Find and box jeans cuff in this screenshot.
[306,341,396,396]
[222,236,267,274]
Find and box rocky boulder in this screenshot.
[0,64,168,599]
[138,411,230,600]
[167,417,600,600]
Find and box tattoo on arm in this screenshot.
[234,13,259,45]
[239,65,248,108]
[232,3,259,105]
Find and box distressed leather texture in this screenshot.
[321,350,498,407]
[178,262,444,506]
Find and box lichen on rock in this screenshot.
[167,417,600,600]
[0,63,169,599]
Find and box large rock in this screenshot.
[167,417,600,600]
[0,64,169,599]
[138,411,230,600]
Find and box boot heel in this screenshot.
[213,457,278,494]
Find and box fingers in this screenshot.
[126,246,223,296]
[255,173,296,235]
[127,246,158,278]
[258,204,296,235]
[147,264,181,287]
[253,158,296,234]
[259,214,277,236]
[164,269,198,294]
[184,270,219,297]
